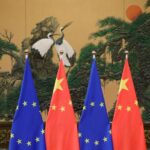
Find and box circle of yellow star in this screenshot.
[103,137,107,142]
[10,133,14,138]
[109,130,112,134]
[53,78,64,93]
[41,129,45,134]
[85,138,90,143]
[27,141,32,146]
[35,137,40,142]
[17,139,22,144]
[83,106,86,110]
[32,102,37,107]
[78,133,82,138]
[16,105,19,110]
[100,102,104,107]
[119,78,129,93]
[90,102,95,107]
[23,101,27,106]
[94,140,99,146]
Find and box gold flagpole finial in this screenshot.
[92,51,96,59]
[24,49,29,59]
[121,39,128,59]
[125,50,129,59]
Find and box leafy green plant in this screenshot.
[69,2,150,120]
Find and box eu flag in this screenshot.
[9,57,46,150]
[78,58,113,150]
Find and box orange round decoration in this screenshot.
[126,5,142,21]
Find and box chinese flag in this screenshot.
[45,60,80,150]
[112,59,146,150]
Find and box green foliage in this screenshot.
[68,43,107,113]
[0,38,18,51]
[0,38,18,58]
[21,17,59,111]
[0,86,20,118]
[91,17,130,39]
[1,9,150,121]
[28,48,58,111]
[35,77,56,111]
[69,9,150,120]
[0,17,59,118]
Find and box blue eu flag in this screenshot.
[9,57,46,150]
[78,58,113,150]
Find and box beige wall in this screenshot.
[0,0,145,110]
[0,0,144,50]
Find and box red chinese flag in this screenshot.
[45,60,80,150]
[112,59,147,150]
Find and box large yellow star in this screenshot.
[53,78,63,93]
[118,78,129,93]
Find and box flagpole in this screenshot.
[92,50,96,59]
[121,38,128,60]
[24,49,29,59]
[125,50,128,59]
[60,50,63,60]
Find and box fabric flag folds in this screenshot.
[78,58,113,150]
[45,59,79,150]
[9,57,46,150]
[112,59,146,150]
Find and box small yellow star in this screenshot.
[60,106,65,112]
[119,78,129,93]
[10,133,14,138]
[16,105,19,110]
[51,105,56,110]
[78,133,82,138]
[83,106,86,110]
[94,140,99,146]
[100,102,104,107]
[103,137,107,142]
[109,130,112,134]
[85,138,90,143]
[117,105,122,110]
[90,102,95,107]
[32,102,37,107]
[17,139,22,144]
[23,101,27,106]
[41,129,45,134]
[27,141,32,146]
[35,137,40,142]
[134,100,138,106]
[53,78,63,93]
[126,106,131,112]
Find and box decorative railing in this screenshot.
[0,122,150,149]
